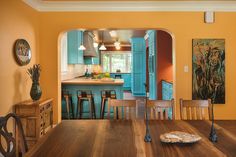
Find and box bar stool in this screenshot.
[100,90,117,119]
[77,90,96,119]
[62,90,74,119]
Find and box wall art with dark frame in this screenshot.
[192,39,225,104]
[14,39,31,66]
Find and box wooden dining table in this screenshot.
[25,120,236,157]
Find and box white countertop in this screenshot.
[61,78,124,85]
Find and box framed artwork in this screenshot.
[14,39,31,66]
[192,39,225,104]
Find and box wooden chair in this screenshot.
[0,113,28,157]
[147,99,175,120]
[100,90,116,119]
[107,99,137,119]
[180,98,212,120]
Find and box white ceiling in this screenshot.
[23,0,236,12]
[91,29,147,46]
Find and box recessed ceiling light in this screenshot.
[109,30,117,37]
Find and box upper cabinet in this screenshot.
[67,30,84,64]
[131,38,146,96]
[147,30,157,100]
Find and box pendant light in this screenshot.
[79,31,86,50]
[114,39,121,50]
[99,31,107,51]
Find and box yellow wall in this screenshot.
[1,1,236,122]
[39,12,236,122]
[0,0,39,115]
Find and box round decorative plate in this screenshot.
[14,39,31,66]
[160,131,202,143]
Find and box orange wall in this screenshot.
[39,12,236,121]
[1,1,236,122]
[0,0,39,116]
[157,30,173,99]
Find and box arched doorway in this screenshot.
[58,29,176,120]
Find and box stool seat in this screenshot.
[100,90,117,119]
[62,90,74,119]
[77,90,96,119]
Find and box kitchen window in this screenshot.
[101,51,131,73]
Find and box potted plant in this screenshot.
[27,64,42,101]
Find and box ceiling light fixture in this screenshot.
[99,44,107,50]
[109,30,117,37]
[114,40,120,47]
[78,31,86,50]
[114,39,121,50]
[99,31,107,51]
[116,45,121,50]
[93,42,98,48]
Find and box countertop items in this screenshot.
[61,78,124,85]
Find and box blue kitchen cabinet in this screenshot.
[110,73,131,90]
[67,30,84,64]
[162,80,173,100]
[147,30,157,100]
[131,38,146,96]
[162,80,173,119]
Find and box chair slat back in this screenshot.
[180,99,212,120]
[0,113,28,157]
[107,99,137,119]
[147,99,175,120]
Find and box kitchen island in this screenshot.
[61,78,124,118]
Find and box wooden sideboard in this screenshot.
[15,98,53,149]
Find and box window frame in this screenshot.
[101,51,131,73]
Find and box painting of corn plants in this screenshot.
[192,39,225,104]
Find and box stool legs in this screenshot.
[100,98,106,119]
[77,98,96,119]
[65,96,74,119]
[88,99,92,118]
[70,96,74,119]
[79,100,83,119]
[101,98,108,119]
[92,98,96,119]
[77,99,81,118]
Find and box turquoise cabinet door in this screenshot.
[162,81,173,100]
[131,38,146,96]
[148,30,157,100]
[67,30,84,64]
[162,80,173,119]
[110,73,131,90]
[122,74,131,90]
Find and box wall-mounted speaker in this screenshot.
[204,11,215,23]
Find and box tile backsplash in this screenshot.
[61,64,102,81]
[61,64,85,81]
